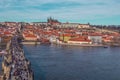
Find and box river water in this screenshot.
[23,44,120,80]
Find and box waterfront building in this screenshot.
[68,37,92,44]
[102,37,112,43]
[23,33,37,41]
[88,33,102,44]
[59,33,73,42]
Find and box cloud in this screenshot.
[0,0,120,24]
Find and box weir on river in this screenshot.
[0,35,33,80]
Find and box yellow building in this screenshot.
[59,34,72,42]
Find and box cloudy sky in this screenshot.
[0,0,120,25]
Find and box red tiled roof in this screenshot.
[4,31,11,35]
[24,34,37,38]
[61,34,72,37]
[69,37,91,42]
[64,30,75,33]
[89,33,102,36]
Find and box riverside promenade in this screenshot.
[0,35,33,80]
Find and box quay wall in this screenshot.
[22,41,40,45]
[52,42,106,47]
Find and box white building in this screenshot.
[56,23,90,28]
[32,22,48,26]
[88,35,102,44]
[78,24,90,28]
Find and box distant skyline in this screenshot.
[0,0,120,25]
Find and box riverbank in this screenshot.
[22,41,40,45]
[21,41,120,47]
[56,43,106,47]
[51,41,109,47]
[51,41,120,47]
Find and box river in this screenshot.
[23,44,120,80]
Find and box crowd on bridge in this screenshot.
[9,35,33,80]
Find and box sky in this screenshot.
[0,0,120,25]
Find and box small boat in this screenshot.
[103,46,108,48]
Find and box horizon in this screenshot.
[0,20,120,26]
[0,0,120,25]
